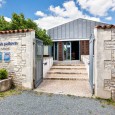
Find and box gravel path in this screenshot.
[0,91,115,115]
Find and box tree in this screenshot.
[0,16,11,31]
[0,13,52,45]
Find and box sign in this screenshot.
[4,52,10,62]
[0,42,18,51]
[0,52,2,62]
[0,42,18,46]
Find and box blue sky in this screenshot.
[0,0,115,29]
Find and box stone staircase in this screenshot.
[44,64,89,81]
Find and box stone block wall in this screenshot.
[94,27,115,99]
[0,31,35,89]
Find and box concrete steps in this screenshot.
[51,66,86,69]
[44,74,88,80]
[44,64,88,81]
[47,70,87,74]
[48,68,87,74]
[53,64,85,66]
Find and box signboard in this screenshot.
[4,52,10,62]
[0,52,2,62]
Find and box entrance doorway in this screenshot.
[71,41,79,60]
[63,42,71,60]
[63,41,79,60]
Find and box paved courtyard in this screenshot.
[35,80,91,97]
[0,91,115,115]
[35,61,91,97]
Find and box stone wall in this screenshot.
[94,27,115,99]
[0,31,35,89]
[81,55,89,77]
[43,57,53,77]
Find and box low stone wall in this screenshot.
[81,55,89,77]
[43,57,53,77]
[0,78,12,92]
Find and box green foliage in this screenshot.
[0,69,8,80]
[0,16,11,31]
[0,13,52,45]
[96,97,115,106]
[0,88,22,98]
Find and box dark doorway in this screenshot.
[71,41,79,60]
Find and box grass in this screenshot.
[35,92,44,96]
[0,88,22,99]
[48,93,53,97]
[96,97,115,106]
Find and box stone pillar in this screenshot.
[0,30,35,89]
[94,27,115,99]
[58,41,63,61]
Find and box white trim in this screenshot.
[52,39,89,42]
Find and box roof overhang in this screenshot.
[52,38,89,42]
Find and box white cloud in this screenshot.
[4,17,11,22]
[77,0,115,16]
[112,7,115,11]
[105,16,112,21]
[0,0,5,8]
[34,1,100,30]
[35,11,47,17]
[34,16,71,30]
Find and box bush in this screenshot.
[0,69,8,80]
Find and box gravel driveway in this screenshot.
[0,91,115,115]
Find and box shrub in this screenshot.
[0,69,8,80]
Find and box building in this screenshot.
[47,18,105,61]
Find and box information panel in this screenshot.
[0,52,2,62]
[4,52,10,62]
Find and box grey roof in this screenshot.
[47,18,106,41]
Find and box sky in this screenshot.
[0,0,115,30]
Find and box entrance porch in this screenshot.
[52,40,89,61]
[35,60,91,97]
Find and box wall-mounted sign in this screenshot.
[0,42,18,51]
[0,42,18,47]
[0,52,2,62]
[4,52,10,62]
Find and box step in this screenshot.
[48,69,87,74]
[53,61,84,66]
[51,66,86,70]
[53,64,85,66]
[47,72,88,74]
[44,74,88,80]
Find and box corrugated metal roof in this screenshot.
[96,25,115,29]
[0,29,34,34]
